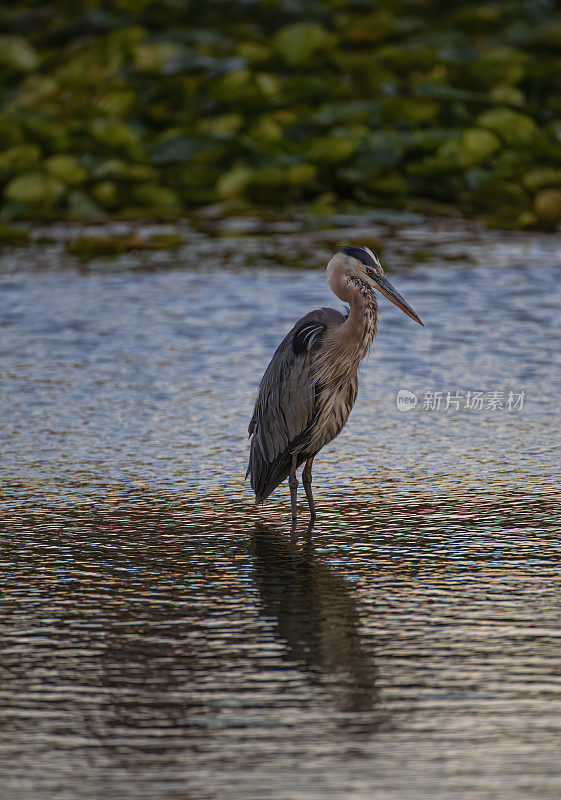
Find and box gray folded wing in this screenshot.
[247,307,345,502]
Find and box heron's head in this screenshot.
[327,245,423,326]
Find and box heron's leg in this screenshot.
[290,517,298,545]
[288,455,298,521]
[302,455,316,521]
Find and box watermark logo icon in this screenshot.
[396,389,418,411]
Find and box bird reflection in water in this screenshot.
[251,522,380,726]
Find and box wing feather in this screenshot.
[247,308,345,502]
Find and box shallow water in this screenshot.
[1,216,561,798]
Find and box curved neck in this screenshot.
[341,277,378,361]
[317,274,378,385]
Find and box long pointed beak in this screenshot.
[372,274,423,326]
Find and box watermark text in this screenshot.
[396,389,526,412]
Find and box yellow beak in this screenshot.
[370,273,423,326]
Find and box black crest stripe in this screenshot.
[340,246,376,267]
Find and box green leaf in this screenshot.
[534,188,561,226]
[0,145,41,177]
[150,136,211,165]
[476,108,537,146]
[0,36,39,72]
[45,155,87,185]
[90,119,143,156]
[4,172,65,205]
[273,23,333,67]
[66,191,105,220]
[522,168,561,193]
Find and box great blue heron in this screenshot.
[247,246,423,521]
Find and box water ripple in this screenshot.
[2,220,561,798]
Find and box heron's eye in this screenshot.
[365,266,375,278]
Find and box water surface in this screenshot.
[1,216,560,798]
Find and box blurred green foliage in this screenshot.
[2,0,561,227]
